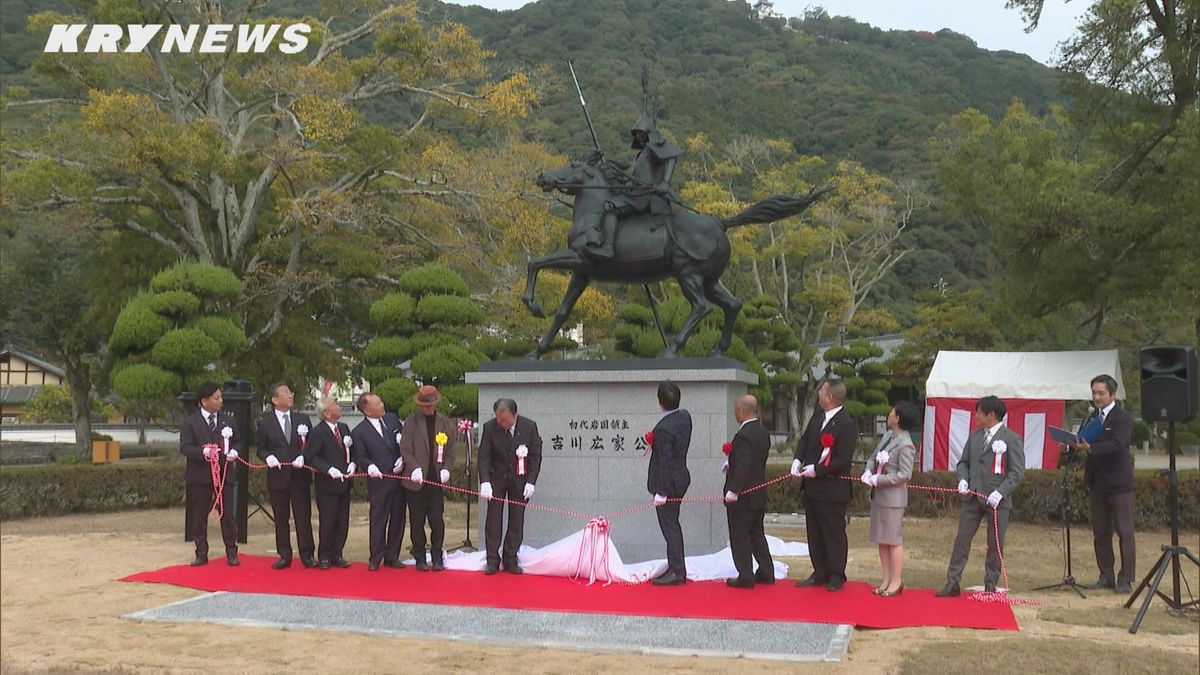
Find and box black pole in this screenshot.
[1167,421,1181,607]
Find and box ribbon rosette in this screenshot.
[435,431,449,464]
[642,430,655,458]
[457,419,474,434]
[296,423,309,450]
[220,425,234,456]
[819,432,835,466]
[877,450,890,464]
[515,444,529,475]
[991,439,1007,474]
[395,432,403,445]
[343,435,353,465]
[722,442,732,457]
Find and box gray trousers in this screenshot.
[946,497,1010,588]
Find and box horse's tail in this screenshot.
[720,186,833,230]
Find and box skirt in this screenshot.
[869,501,905,546]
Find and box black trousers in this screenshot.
[727,505,773,582]
[367,478,407,564]
[1090,489,1136,584]
[268,478,314,560]
[408,485,445,561]
[187,481,237,558]
[946,498,1010,587]
[315,490,350,562]
[656,501,686,576]
[804,498,848,583]
[484,480,527,567]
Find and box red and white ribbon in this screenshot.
[991,439,1007,474]
[343,435,352,465]
[515,444,529,475]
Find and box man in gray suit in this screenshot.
[937,396,1025,597]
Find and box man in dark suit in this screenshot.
[791,379,857,591]
[478,398,543,575]
[352,392,407,572]
[397,385,456,571]
[648,380,692,586]
[304,397,354,570]
[180,381,240,567]
[255,382,316,570]
[724,394,774,588]
[937,395,1025,597]
[1070,374,1136,594]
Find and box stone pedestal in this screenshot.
[465,358,757,562]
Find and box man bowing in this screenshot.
[724,395,774,588]
[256,382,316,570]
[791,379,857,591]
[478,398,542,575]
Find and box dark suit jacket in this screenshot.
[793,408,858,503]
[351,413,403,480]
[647,409,692,498]
[255,410,314,491]
[397,412,457,491]
[478,415,543,488]
[304,420,354,495]
[180,409,240,486]
[724,419,770,510]
[1084,404,1135,495]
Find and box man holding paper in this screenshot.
[1070,374,1136,594]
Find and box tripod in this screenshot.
[447,427,476,551]
[1125,421,1199,633]
[1034,460,1087,598]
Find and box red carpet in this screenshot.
[121,555,1016,631]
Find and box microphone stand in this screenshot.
[1033,449,1086,598]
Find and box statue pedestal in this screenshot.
[465,358,758,562]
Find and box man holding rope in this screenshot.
[180,381,240,567]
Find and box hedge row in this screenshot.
[2,462,1197,529]
[0,458,473,521]
[765,466,1200,530]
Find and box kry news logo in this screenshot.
[43,24,311,54]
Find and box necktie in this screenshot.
[207,413,216,433]
[1099,409,1106,424]
[281,413,291,442]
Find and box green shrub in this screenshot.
[398,264,469,298]
[372,377,418,413]
[410,344,480,384]
[150,261,242,299]
[408,331,461,354]
[415,294,484,326]
[363,366,402,387]
[617,303,655,326]
[438,382,479,418]
[187,316,247,353]
[112,363,182,400]
[109,292,171,353]
[369,292,417,329]
[149,289,201,317]
[362,336,412,367]
[150,328,220,372]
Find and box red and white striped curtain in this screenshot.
[921,398,1064,472]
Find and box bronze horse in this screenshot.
[524,152,828,359]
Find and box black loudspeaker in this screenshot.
[1139,346,1198,422]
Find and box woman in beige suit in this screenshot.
[861,401,919,597]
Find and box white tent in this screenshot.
[926,350,1125,400]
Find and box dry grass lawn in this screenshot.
[1,502,1197,673]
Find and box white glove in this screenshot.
[265,455,281,469]
[789,458,801,476]
[987,490,1003,508]
[523,483,535,500]
[411,467,424,484]
[202,445,215,459]
[367,464,383,478]
[479,482,493,500]
[653,493,667,506]
[860,469,872,483]
[721,460,729,474]
[327,467,344,480]
[800,464,816,478]
[957,479,970,495]
[225,448,239,461]
[440,469,450,483]
[346,462,356,475]
[393,456,403,472]
[866,474,878,487]
[724,490,738,503]
[291,455,304,469]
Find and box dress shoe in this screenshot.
[825,579,845,592]
[794,576,824,588]
[1083,578,1115,590]
[984,582,997,593]
[935,582,961,598]
[333,558,351,569]
[652,571,686,586]
[384,559,405,569]
[271,558,292,570]
[367,561,381,572]
[300,556,318,569]
[484,563,499,575]
[1114,581,1132,594]
[189,556,208,567]
[431,559,445,572]
[414,560,430,571]
[504,564,523,575]
[226,554,240,567]
[318,560,332,570]
[754,574,775,586]
[726,578,755,589]
[879,584,905,598]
